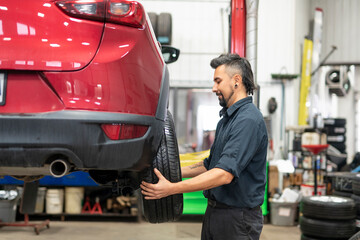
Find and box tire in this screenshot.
[326,127,346,135]
[333,190,352,198]
[300,216,356,239]
[301,196,356,220]
[324,118,346,127]
[142,111,183,223]
[349,231,360,240]
[301,234,332,240]
[353,179,360,195]
[351,194,360,216]
[333,173,355,193]
[147,12,158,36]
[327,135,346,143]
[157,13,172,45]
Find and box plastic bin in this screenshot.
[270,200,299,226]
[65,187,84,214]
[35,187,46,213]
[46,189,64,214]
[0,198,18,222]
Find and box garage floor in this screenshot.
[0,216,301,240]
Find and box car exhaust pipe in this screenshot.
[49,159,70,178]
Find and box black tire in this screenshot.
[324,118,346,127]
[351,194,360,216]
[327,135,346,143]
[147,12,158,36]
[301,234,332,240]
[349,231,360,240]
[157,13,172,45]
[353,179,360,195]
[300,216,356,239]
[333,190,353,198]
[301,196,356,220]
[142,111,183,223]
[325,127,346,135]
[332,173,355,193]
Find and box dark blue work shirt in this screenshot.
[203,96,268,208]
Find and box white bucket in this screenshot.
[46,189,64,214]
[34,187,46,213]
[301,184,326,196]
[65,187,84,214]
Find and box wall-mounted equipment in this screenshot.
[267,97,277,114]
[325,66,351,97]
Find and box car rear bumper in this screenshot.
[0,110,163,175]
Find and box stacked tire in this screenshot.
[300,195,357,239]
[331,172,357,198]
[324,118,347,154]
[352,175,360,232]
[330,173,360,232]
[147,12,172,45]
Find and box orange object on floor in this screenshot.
[81,197,92,213]
[91,197,103,214]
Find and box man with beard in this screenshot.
[141,53,268,240]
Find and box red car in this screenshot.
[0,0,182,223]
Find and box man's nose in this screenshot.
[212,83,218,93]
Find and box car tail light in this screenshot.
[55,0,145,28]
[101,124,148,140]
[55,0,106,22]
[106,0,145,28]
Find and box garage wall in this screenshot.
[140,0,231,88]
[141,0,359,160]
[310,0,360,65]
[257,0,311,159]
[141,0,313,158]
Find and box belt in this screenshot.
[207,199,233,209]
[207,199,261,210]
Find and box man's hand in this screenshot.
[141,168,175,200]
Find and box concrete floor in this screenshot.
[0,216,301,240]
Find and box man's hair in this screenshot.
[210,53,256,95]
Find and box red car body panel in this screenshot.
[0,1,163,115]
[43,22,163,115]
[0,0,169,179]
[0,72,64,113]
[0,0,104,71]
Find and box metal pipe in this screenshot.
[245,0,258,84]
[49,159,70,178]
[245,0,259,106]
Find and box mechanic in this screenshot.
[141,53,268,240]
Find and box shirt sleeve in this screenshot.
[203,157,210,170]
[215,117,261,178]
[204,118,223,170]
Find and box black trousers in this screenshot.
[201,204,263,240]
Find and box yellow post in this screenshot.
[298,38,313,126]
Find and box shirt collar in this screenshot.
[219,96,253,117]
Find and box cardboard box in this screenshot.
[269,166,295,196]
[269,166,279,196]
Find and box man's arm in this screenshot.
[141,167,234,200]
[181,160,207,178]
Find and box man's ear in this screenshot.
[233,74,242,86]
